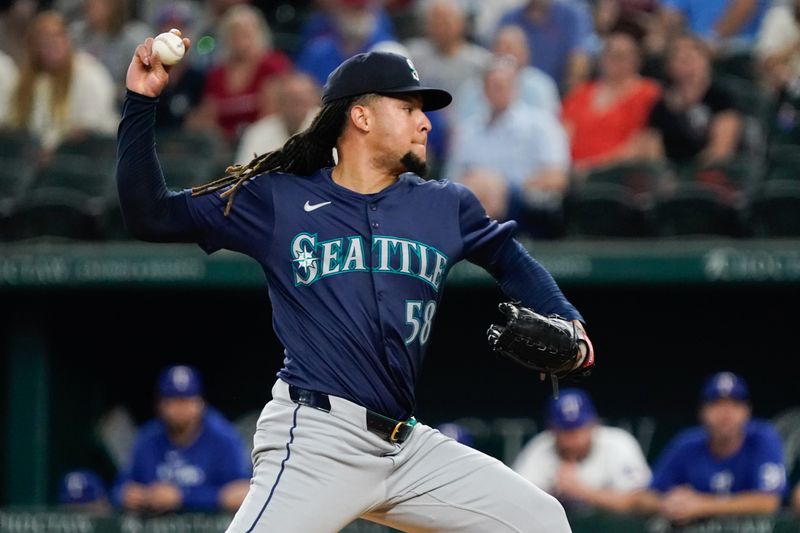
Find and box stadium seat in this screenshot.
[712,51,756,81]
[54,132,117,159]
[0,128,39,160]
[0,157,36,215]
[654,182,745,237]
[7,187,102,241]
[563,183,651,238]
[750,180,800,237]
[765,144,800,182]
[158,154,218,190]
[34,154,116,199]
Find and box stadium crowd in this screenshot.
[1,0,800,241]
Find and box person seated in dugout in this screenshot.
[112,365,252,514]
[630,371,786,525]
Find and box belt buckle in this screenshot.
[389,416,417,443]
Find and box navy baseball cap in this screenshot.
[701,372,749,403]
[158,365,203,398]
[548,388,597,430]
[58,470,106,504]
[321,51,452,111]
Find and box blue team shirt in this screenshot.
[650,419,786,495]
[185,168,580,419]
[497,2,591,89]
[112,408,252,510]
[662,0,769,42]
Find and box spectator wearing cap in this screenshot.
[295,0,400,87]
[111,365,252,514]
[59,469,111,514]
[631,372,786,525]
[513,388,651,513]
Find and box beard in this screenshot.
[400,151,429,179]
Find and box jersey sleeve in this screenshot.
[456,183,582,320]
[110,427,157,508]
[512,433,557,493]
[185,176,275,257]
[649,432,691,493]
[749,424,787,493]
[456,181,518,265]
[607,430,652,491]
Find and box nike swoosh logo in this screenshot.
[304,200,332,212]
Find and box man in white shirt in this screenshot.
[235,73,320,164]
[513,388,651,513]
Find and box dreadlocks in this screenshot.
[192,95,370,216]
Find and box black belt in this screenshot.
[288,384,417,444]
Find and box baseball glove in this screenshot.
[487,302,595,396]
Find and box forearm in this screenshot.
[698,492,781,517]
[488,239,583,321]
[579,487,639,513]
[714,0,758,39]
[701,112,741,162]
[629,489,663,515]
[116,90,198,242]
[180,485,222,511]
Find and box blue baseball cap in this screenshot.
[158,365,203,398]
[58,470,106,504]
[548,388,597,430]
[701,372,749,403]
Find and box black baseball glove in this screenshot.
[487,302,595,396]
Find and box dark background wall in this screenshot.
[2,282,798,504]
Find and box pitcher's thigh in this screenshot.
[226,404,383,533]
[366,434,571,533]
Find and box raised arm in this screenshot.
[116,31,199,242]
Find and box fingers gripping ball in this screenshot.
[152,31,185,65]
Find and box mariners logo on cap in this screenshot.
[406,58,420,82]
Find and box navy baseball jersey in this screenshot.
[111,408,252,510]
[117,92,581,421]
[649,420,786,495]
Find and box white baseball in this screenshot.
[152,31,185,66]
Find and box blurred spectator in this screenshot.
[632,372,786,525]
[513,388,651,513]
[496,0,594,92]
[235,72,320,164]
[295,0,399,86]
[562,29,661,172]
[70,0,152,88]
[112,365,251,514]
[655,0,769,54]
[404,0,490,98]
[0,0,39,66]
[185,0,250,69]
[468,0,528,46]
[187,4,291,141]
[297,0,395,52]
[639,34,742,167]
[58,469,112,514]
[0,49,18,121]
[793,482,800,514]
[755,0,800,94]
[151,2,207,131]
[2,11,117,154]
[446,57,569,237]
[455,25,560,121]
[437,422,475,447]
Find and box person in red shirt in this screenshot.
[561,29,660,172]
[188,4,291,141]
